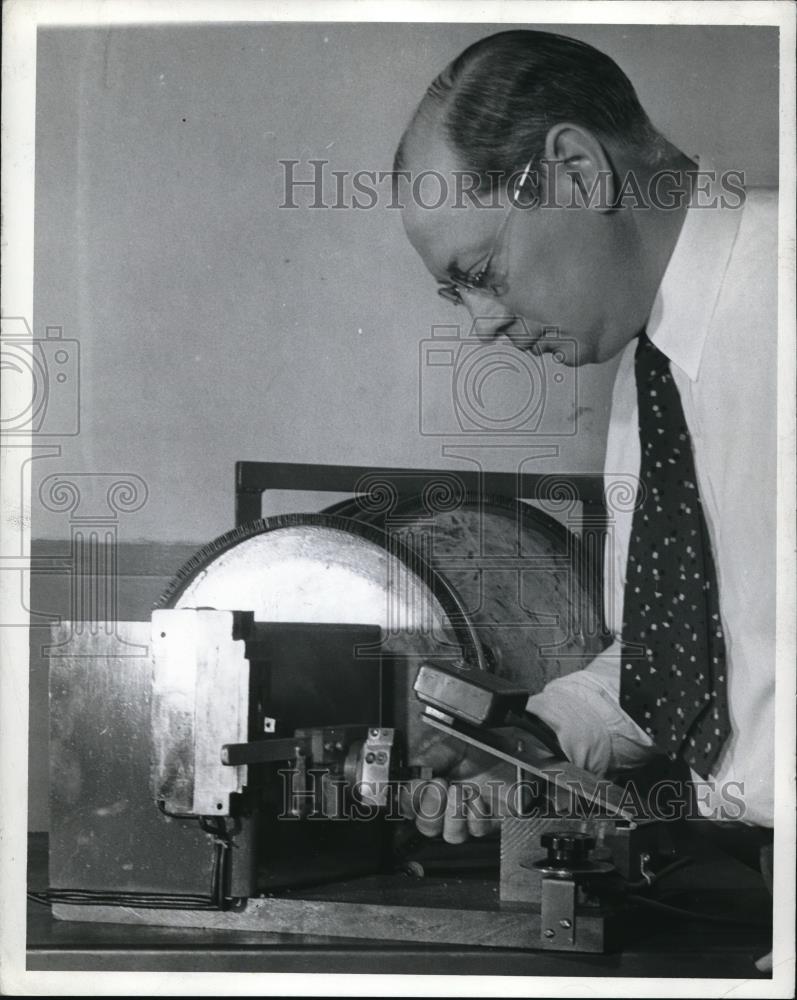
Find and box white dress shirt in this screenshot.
[526,178,778,827]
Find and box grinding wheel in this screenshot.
[322,492,606,691]
[156,513,486,760]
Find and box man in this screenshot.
[395,30,777,862]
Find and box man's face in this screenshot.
[400,128,642,366]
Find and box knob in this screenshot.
[540,831,596,870]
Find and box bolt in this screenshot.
[543,929,555,939]
[559,918,572,929]
[365,752,376,764]
[369,728,380,737]
[334,741,343,751]
[323,742,333,752]
[375,751,388,764]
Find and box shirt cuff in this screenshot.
[525,683,613,776]
[526,640,658,776]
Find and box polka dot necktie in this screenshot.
[620,332,731,779]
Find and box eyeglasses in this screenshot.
[437,160,535,306]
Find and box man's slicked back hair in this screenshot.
[395,30,665,187]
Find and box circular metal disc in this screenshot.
[322,493,605,691]
[157,513,486,761]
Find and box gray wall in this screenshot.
[28,23,779,830]
[32,22,779,542]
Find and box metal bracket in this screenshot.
[358,727,395,806]
[540,877,576,948]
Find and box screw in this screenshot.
[559,918,572,929]
[365,752,376,764]
[375,751,387,764]
[515,739,525,753]
[370,728,380,737]
[323,742,333,752]
[543,929,555,939]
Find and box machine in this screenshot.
[36,462,772,957]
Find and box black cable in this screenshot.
[594,854,768,928]
[30,814,241,912]
[27,889,218,910]
[623,854,694,890]
[199,814,238,911]
[625,893,770,928]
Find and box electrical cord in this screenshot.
[29,813,239,912]
[624,892,771,928]
[27,888,220,910]
[623,854,694,890]
[199,815,238,911]
[594,855,770,929]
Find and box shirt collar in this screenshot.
[646,156,744,381]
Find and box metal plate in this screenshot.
[151,609,250,816]
[323,493,605,690]
[48,623,220,895]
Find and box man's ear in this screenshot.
[542,124,616,211]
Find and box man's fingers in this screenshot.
[442,783,469,844]
[398,779,420,821]
[466,790,496,839]
[411,733,465,777]
[754,950,772,974]
[399,777,453,837]
[413,777,449,838]
[398,762,512,842]
[442,782,500,842]
[448,747,503,782]
[399,769,509,841]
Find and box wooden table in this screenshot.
[27,832,773,978]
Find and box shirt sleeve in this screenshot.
[525,639,658,777]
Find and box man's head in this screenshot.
[396,30,688,364]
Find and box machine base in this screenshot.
[52,874,609,951]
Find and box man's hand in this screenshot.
[399,733,520,843]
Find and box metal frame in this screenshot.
[235,460,606,529]
[234,461,609,643]
[234,461,609,628]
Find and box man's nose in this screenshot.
[459,290,512,343]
